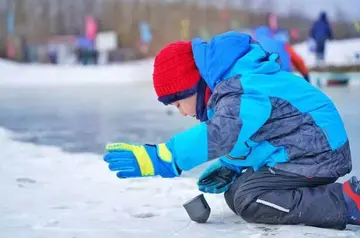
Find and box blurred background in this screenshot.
[1,1,360,237]
[0,0,359,65]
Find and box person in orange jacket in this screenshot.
[285,44,310,80]
[254,26,310,82]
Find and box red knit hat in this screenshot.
[153,41,201,105]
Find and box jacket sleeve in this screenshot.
[165,78,272,172]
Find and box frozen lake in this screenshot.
[1,70,360,237]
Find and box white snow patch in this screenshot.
[294,38,360,68]
[0,127,359,238]
[0,58,154,87]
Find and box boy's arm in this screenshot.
[167,80,272,172]
[104,79,271,178]
[166,93,241,171]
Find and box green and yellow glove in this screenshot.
[103,143,181,178]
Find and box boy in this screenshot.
[103,31,359,230]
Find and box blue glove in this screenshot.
[104,143,180,178]
[197,159,242,194]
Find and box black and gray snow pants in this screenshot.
[224,166,348,230]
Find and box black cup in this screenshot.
[183,194,211,223]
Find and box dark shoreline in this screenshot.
[310,64,360,73]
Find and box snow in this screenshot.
[0,58,154,87]
[1,127,360,238]
[294,38,360,68]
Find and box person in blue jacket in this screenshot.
[254,26,310,82]
[310,12,333,63]
[103,31,359,229]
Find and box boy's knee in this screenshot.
[224,182,261,222]
[233,190,259,222]
[224,171,255,215]
[233,191,292,224]
[224,179,242,214]
[224,189,236,214]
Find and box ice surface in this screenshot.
[0,127,359,238]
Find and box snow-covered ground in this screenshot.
[294,38,360,68]
[1,127,360,238]
[0,58,154,86]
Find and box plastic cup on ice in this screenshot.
[183,194,211,223]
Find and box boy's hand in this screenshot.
[104,143,180,178]
[197,159,242,194]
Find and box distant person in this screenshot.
[254,26,310,82]
[103,31,357,230]
[310,12,333,64]
[47,45,58,65]
[21,37,30,63]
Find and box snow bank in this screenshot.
[0,58,154,87]
[294,38,360,68]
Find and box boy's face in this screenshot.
[171,94,197,117]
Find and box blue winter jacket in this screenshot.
[311,12,333,53]
[165,31,351,178]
